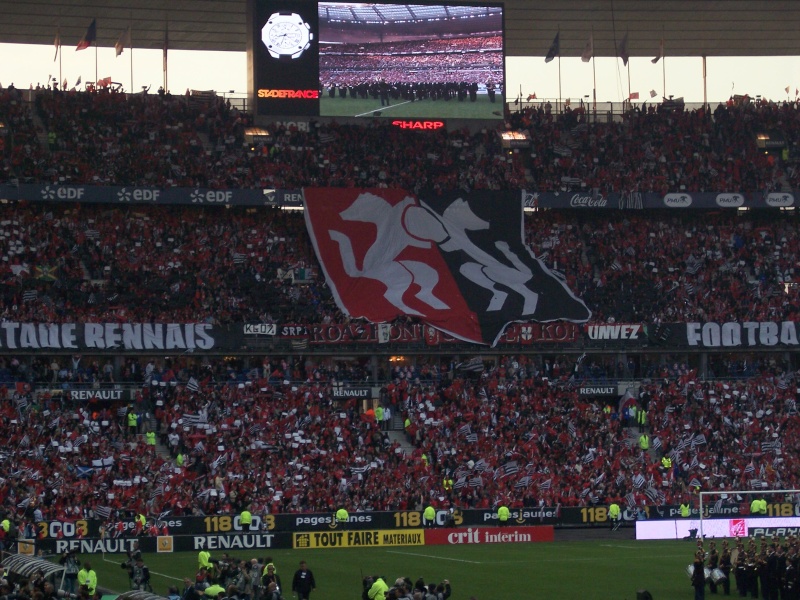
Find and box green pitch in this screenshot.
[84,538,709,599]
[319,94,503,120]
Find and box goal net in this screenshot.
[698,488,800,539]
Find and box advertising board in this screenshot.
[250,0,505,120]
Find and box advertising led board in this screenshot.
[635,517,800,540]
[251,0,504,120]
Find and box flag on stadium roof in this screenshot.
[581,34,593,62]
[54,27,61,62]
[76,19,96,51]
[652,38,664,64]
[618,32,630,66]
[115,27,131,57]
[545,32,560,63]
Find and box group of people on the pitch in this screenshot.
[691,535,800,599]
[363,575,452,600]
[184,552,315,600]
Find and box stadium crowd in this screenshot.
[320,36,503,55]
[0,351,798,526]
[319,51,502,87]
[1,84,799,193]
[1,204,798,327]
[0,86,799,527]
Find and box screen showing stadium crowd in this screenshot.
[1,85,800,525]
[1,83,799,192]
[0,354,797,524]
[318,36,503,88]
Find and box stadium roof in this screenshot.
[319,4,501,24]
[0,0,797,57]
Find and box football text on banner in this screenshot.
[685,321,800,348]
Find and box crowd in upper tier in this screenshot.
[0,85,799,525]
[1,354,797,524]
[1,203,798,326]
[1,83,799,193]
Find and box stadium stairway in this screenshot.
[140,414,173,461]
[32,110,49,153]
[778,173,794,193]
[626,425,660,463]
[197,131,214,153]
[387,429,413,457]
[391,412,404,430]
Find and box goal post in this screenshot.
[698,488,800,539]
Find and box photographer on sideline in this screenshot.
[130,558,151,591]
[59,551,80,595]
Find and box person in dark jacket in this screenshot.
[693,552,707,600]
[262,564,281,595]
[59,551,81,595]
[291,561,316,600]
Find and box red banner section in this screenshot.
[425,525,554,546]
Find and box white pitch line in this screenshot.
[149,570,183,582]
[600,544,638,549]
[407,552,696,566]
[385,550,482,564]
[354,100,413,118]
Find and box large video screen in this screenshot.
[251,0,504,120]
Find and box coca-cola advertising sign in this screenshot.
[569,193,608,208]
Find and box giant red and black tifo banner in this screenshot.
[303,189,591,346]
